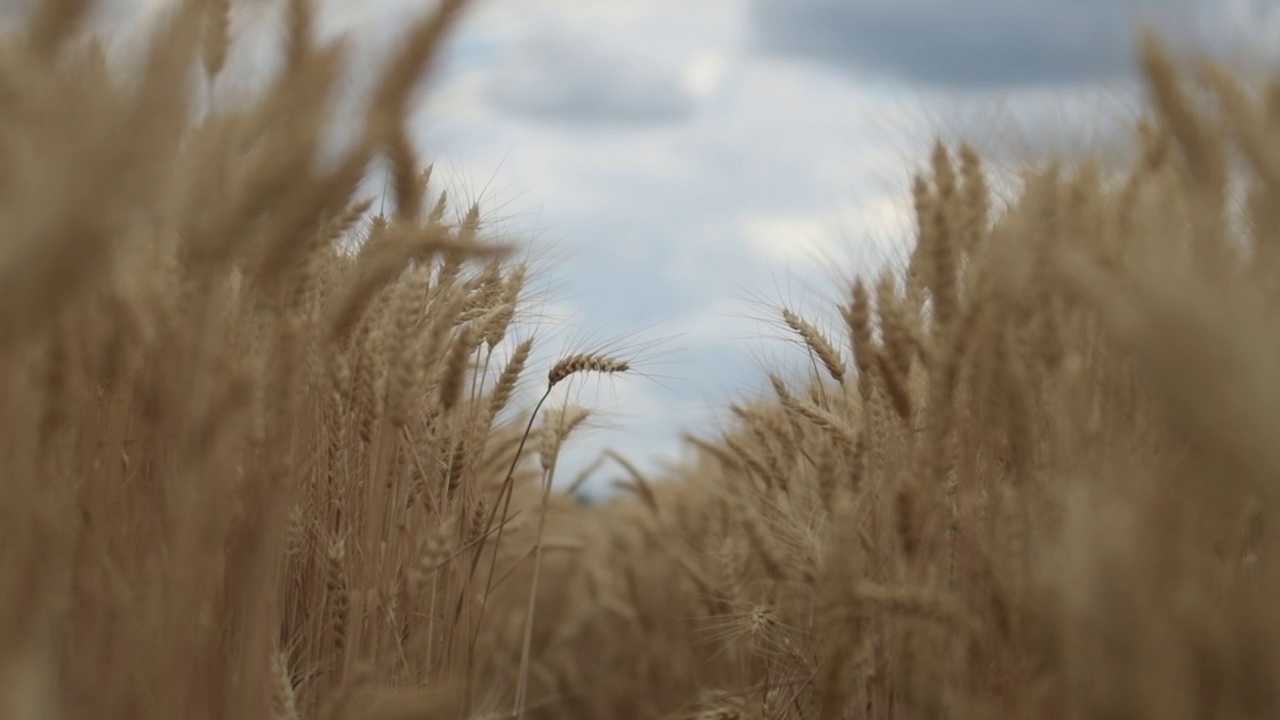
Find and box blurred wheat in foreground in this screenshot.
[2,0,1280,718]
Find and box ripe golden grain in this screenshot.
[3,7,1279,720]
[546,352,630,388]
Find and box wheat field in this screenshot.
[1,0,1279,719]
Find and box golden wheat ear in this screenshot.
[781,308,846,384]
[547,352,630,388]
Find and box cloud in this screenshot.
[746,0,1254,89]
[683,50,729,101]
[741,213,837,267]
[484,28,699,126]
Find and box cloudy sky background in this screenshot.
[26,0,1280,494]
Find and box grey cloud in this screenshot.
[748,0,1221,89]
[486,32,697,126]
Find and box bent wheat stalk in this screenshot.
[460,352,631,683]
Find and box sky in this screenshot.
[11,0,1280,495]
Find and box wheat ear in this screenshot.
[547,353,630,388]
[462,350,631,674]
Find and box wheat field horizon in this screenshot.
[1,1,1279,719]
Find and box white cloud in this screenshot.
[741,214,835,266]
[683,50,729,100]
